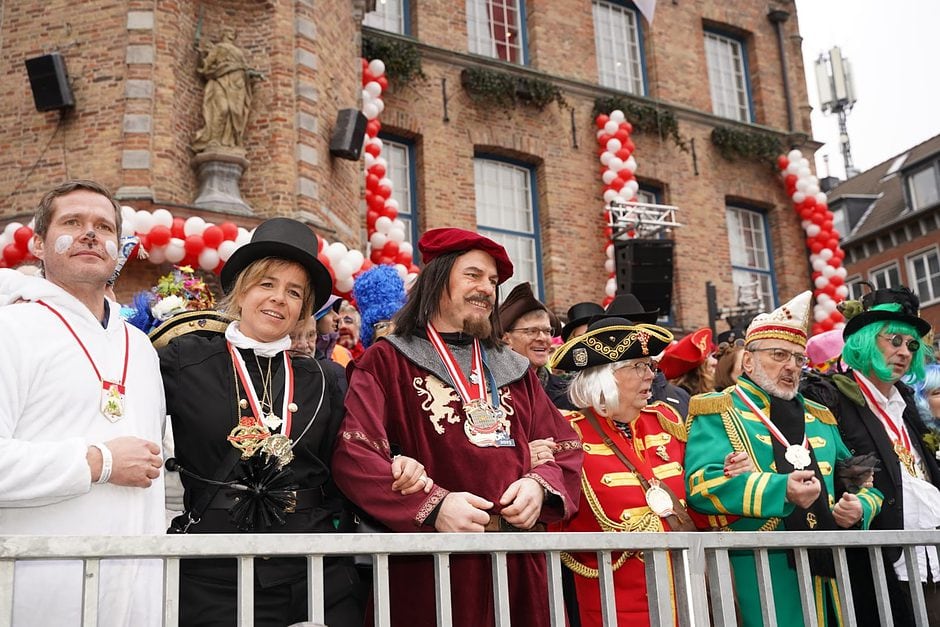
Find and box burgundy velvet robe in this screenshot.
[332,338,583,626]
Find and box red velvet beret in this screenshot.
[418,228,514,284]
[658,327,716,380]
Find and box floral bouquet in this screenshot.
[123,265,217,333]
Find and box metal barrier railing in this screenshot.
[1,529,938,627]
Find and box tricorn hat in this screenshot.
[549,316,673,372]
[842,285,930,339]
[658,327,716,380]
[220,218,334,311]
[418,227,513,284]
[745,290,812,348]
[595,293,660,324]
[561,301,605,341]
[498,282,561,336]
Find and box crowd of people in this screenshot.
[1,179,938,627]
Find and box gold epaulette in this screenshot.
[688,391,733,417]
[148,310,232,349]
[648,401,687,442]
[804,398,837,425]
[563,410,586,439]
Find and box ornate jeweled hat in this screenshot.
[549,317,673,372]
[745,290,812,348]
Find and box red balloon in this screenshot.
[202,225,224,248]
[138,235,150,251]
[802,196,817,210]
[383,205,398,221]
[370,163,387,179]
[362,69,375,85]
[184,235,205,256]
[370,249,383,264]
[366,210,379,229]
[822,219,833,232]
[365,143,381,158]
[377,184,393,199]
[621,121,633,134]
[623,138,635,152]
[777,155,789,171]
[809,241,823,254]
[826,238,839,250]
[182,251,198,268]
[376,75,389,91]
[830,275,844,286]
[597,134,612,147]
[3,244,24,265]
[219,222,239,241]
[366,120,381,138]
[366,173,380,190]
[595,114,609,129]
[213,260,225,275]
[149,225,171,247]
[820,318,835,331]
[171,217,185,239]
[615,148,631,160]
[395,251,411,266]
[13,226,33,250]
[785,174,798,187]
[384,241,399,257]
[614,129,629,143]
[409,264,419,274]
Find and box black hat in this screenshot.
[549,317,673,372]
[148,310,233,350]
[595,293,660,324]
[220,218,334,311]
[498,282,561,335]
[561,301,605,341]
[843,286,930,339]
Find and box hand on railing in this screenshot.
[434,492,493,532]
[391,455,434,495]
[88,437,162,488]
[832,493,863,528]
[499,477,543,530]
[785,470,821,509]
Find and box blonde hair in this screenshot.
[218,258,314,322]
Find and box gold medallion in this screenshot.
[227,420,270,458]
[655,444,670,461]
[261,434,294,468]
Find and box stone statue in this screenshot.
[192,30,261,154]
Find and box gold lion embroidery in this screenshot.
[414,375,461,434]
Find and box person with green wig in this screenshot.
[802,285,940,626]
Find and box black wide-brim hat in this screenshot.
[561,301,605,341]
[594,293,660,325]
[842,286,931,339]
[148,310,233,349]
[550,317,673,372]
[220,218,334,311]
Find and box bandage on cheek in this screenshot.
[105,240,119,260]
[54,235,73,254]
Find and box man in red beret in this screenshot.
[332,227,583,627]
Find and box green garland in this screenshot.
[710,125,782,165]
[593,96,686,151]
[461,67,569,111]
[362,32,426,87]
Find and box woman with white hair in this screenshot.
[549,317,751,626]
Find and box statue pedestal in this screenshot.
[192,150,252,215]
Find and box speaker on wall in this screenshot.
[329,108,367,160]
[613,239,674,315]
[25,52,75,112]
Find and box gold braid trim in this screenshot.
[717,517,781,532]
[648,402,688,442]
[804,399,837,425]
[687,393,733,429]
[561,550,633,578]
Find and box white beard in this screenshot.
[748,357,799,401]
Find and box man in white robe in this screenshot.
[0,180,166,627]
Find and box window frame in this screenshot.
[906,159,940,211]
[725,204,778,310]
[378,133,419,246]
[592,0,648,95]
[363,0,410,34]
[473,154,543,298]
[906,245,940,306]
[703,28,754,123]
[868,261,901,291]
[845,274,866,301]
[466,0,529,65]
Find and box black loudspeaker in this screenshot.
[613,239,674,315]
[25,53,75,112]
[329,108,367,160]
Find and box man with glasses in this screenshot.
[802,286,939,626]
[684,291,883,626]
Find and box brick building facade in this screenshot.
[1,0,819,331]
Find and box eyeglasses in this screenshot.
[509,326,554,338]
[879,333,920,353]
[748,347,808,367]
[373,320,393,332]
[340,316,357,326]
[617,360,656,376]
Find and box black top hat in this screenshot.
[843,286,930,339]
[549,317,673,372]
[220,218,334,312]
[561,301,605,341]
[594,293,660,325]
[498,282,561,335]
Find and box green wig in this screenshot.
[842,304,932,384]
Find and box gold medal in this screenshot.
[261,434,294,468]
[894,441,918,477]
[101,381,125,423]
[227,420,270,458]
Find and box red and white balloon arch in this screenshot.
[0,57,417,301]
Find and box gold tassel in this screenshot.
[688,392,733,418]
[804,400,837,425]
[648,402,688,442]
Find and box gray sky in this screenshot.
[794,0,940,180]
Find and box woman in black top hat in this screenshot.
[158,218,363,626]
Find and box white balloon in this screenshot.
[814,275,828,289]
[346,249,365,271]
[801,220,811,230]
[147,246,166,264]
[797,166,811,178]
[606,138,622,153]
[134,210,155,235]
[609,110,625,123]
[368,59,386,77]
[787,149,803,162]
[836,285,849,298]
[604,258,615,273]
[815,192,828,205]
[596,128,607,140]
[184,216,207,237]
[822,264,836,277]
[378,177,393,189]
[605,244,614,258]
[806,224,821,237]
[602,170,617,185]
[217,240,238,262]
[385,198,400,213]
[624,180,639,197]
[326,242,349,265]
[405,272,418,289]
[817,293,832,305]
[608,157,624,172]
[198,248,220,271]
[806,184,820,196]
[369,137,384,152]
[799,158,810,168]
[604,120,618,134]
[335,259,355,281]
[364,152,376,168]
[394,263,408,280]
[165,238,186,263]
[389,228,406,244]
[374,99,385,114]
[603,189,619,203]
[399,241,413,257]
[375,216,392,234]
[812,258,827,272]
[819,248,833,260]
[375,157,388,170]
[792,192,806,204]
[369,232,388,250]
[151,208,173,228]
[364,81,382,99]
[835,266,847,279]
[27,237,36,254]
[363,103,379,120]
[599,151,613,166]
[786,162,801,175]
[624,156,637,172]
[823,299,838,312]
[796,179,810,193]
[361,90,373,106]
[605,278,617,298]
[814,309,829,323]
[3,222,22,237]
[336,276,354,293]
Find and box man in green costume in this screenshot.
[684,291,883,626]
